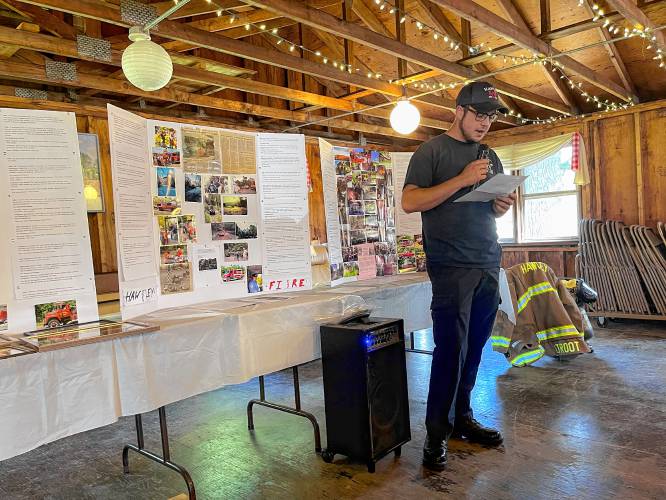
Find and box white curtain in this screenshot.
[494,132,590,185]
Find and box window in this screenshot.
[498,145,579,243]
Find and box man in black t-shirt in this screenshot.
[402,82,516,471]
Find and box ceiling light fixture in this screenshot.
[121,0,193,92]
[121,27,173,91]
[390,98,421,135]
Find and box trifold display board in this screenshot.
[318,139,423,287]
[0,108,98,334]
[108,105,312,319]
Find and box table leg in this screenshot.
[246,365,322,453]
[122,406,196,500]
[404,330,433,355]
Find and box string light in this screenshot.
[576,1,666,70]
[368,0,487,57]
[206,1,642,126]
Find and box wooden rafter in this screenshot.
[432,0,634,101]
[583,0,638,98]
[495,0,579,113]
[18,0,406,96]
[240,0,571,113]
[0,21,38,59]
[457,2,666,67]
[0,0,76,38]
[340,1,517,124]
[152,0,245,20]
[0,24,452,132]
[413,0,464,56]
[606,0,666,48]
[409,0,522,116]
[0,58,434,141]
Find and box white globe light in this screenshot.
[122,28,173,92]
[390,99,421,135]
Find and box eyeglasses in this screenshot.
[465,106,498,123]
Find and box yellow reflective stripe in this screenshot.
[546,331,584,341]
[516,281,556,314]
[510,346,545,367]
[491,336,510,348]
[535,324,580,341]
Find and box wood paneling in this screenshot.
[596,114,639,224]
[306,141,327,243]
[640,108,666,228]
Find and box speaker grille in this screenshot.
[367,343,410,456]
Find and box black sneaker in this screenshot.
[422,435,447,470]
[452,418,503,446]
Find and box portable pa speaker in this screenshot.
[319,314,410,472]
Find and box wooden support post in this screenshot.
[634,112,645,225]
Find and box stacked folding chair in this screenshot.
[577,219,666,318]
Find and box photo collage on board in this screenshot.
[334,149,398,279]
[151,126,194,295]
[181,127,262,294]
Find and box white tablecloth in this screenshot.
[0,274,431,461]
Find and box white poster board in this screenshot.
[318,139,346,286]
[391,152,421,236]
[0,108,98,333]
[108,105,312,319]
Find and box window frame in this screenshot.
[498,156,581,245]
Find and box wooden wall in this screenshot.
[76,116,117,280]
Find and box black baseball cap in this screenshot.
[456,81,508,114]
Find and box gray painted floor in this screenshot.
[1,320,665,499]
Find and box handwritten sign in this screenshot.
[122,286,158,307]
[266,278,307,291]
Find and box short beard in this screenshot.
[458,109,480,143]
[461,127,478,143]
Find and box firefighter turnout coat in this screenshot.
[491,262,591,367]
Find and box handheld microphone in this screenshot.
[472,144,493,191]
[477,144,490,160]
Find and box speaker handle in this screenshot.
[337,311,371,325]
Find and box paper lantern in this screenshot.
[390,99,421,135]
[121,27,173,92]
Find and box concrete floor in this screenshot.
[1,320,665,500]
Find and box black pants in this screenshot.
[425,264,500,440]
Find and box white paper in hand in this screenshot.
[455,173,527,203]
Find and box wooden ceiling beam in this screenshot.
[0,58,432,140]
[340,3,479,117]
[540,0,550,36]
[240,0,570,113]
[606,0,666,48]
[583,0,638,99]
[413,0,464,56]
[0,0,76,38]
[406,2,521,120]
[16,0,468,118]
[0,21,38,59]
[152,0,245,20]
[495,0,579,113]
[432,0,634,101]
[351,0,393,37]
[0,24,451,131]
[458,5,658,67]
[18,0,404,96]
